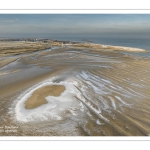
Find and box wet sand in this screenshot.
[25,85,66,109]
[0,41,150,136]
[0,58,18,68]
[0,41,62,56]
[72,42,145,52]
[0,41,145,57]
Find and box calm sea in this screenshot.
[49,36,150,50]
[49,35,150,58]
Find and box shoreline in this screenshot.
[0,39,150,136]
[0,40,146,57]
[71,42,146,52]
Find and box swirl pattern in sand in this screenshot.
[0,45,150,136]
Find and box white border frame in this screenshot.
[0,9,150,140]
[0,10,150,14]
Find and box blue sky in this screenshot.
[0,14,150,38]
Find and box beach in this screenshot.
[0,40,150,136]
[25,85,66,109]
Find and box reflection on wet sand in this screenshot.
[0,43,150,136]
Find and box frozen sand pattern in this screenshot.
[1,43,150,135]
[15,78,83,122]
[25,85,66,109]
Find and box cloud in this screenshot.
[0,14,150,38]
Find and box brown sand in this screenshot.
[0,41,150,136]
[0,58,18,68]
[0,41,146,57]
[72,43,146,52]
[25,85,66,109]
[0,41,63,56]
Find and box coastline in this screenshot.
[0,40,146,69]
[71,42,146,52]
[0,40,146,57]
[0,39,150,136]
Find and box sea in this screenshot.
[47,35,150,58]
[1,35,150,136]
[1,35,150,57]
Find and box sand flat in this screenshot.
[0,41,146,57]
[25,85,66,109]
[0,58,18,68]
[0,41,63,56]
[0,41,150,136]
[72,43,146,52]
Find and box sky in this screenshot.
[0,14,150,39]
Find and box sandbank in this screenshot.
[25,85,66,109]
